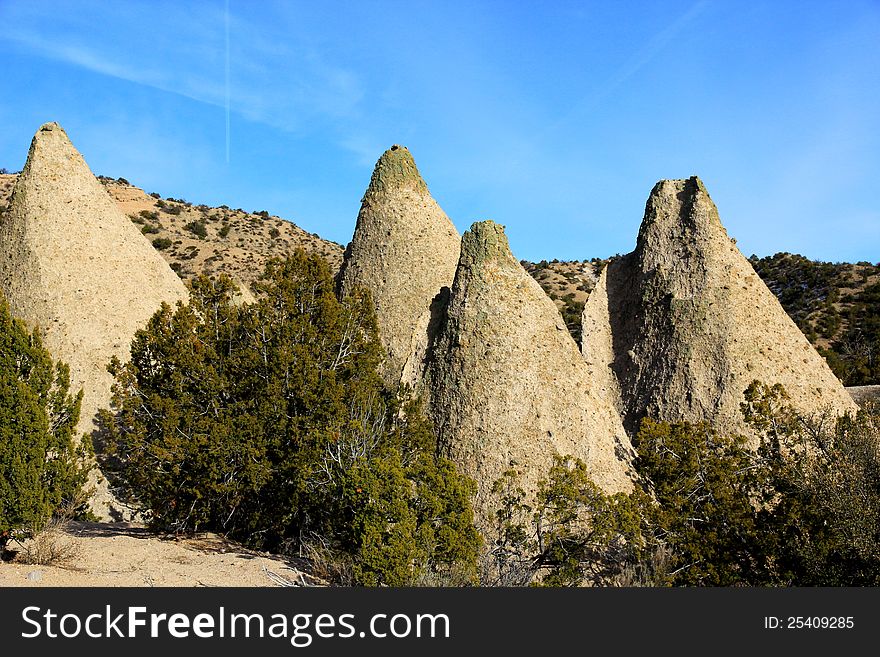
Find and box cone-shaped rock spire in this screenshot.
[581,176,857,438]
[0,122,188,517]
[338,145,460,386]
[427,221,635,530]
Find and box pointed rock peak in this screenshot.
[459,220,516,270]
[22,121,89,182]
[582,176,856,440]
[2,121,188,519]
[638,175,723,249]
[32,121,73,147]
[651,175,708,199]
[427,221,635,529]
[365,144,428,198]
[340,144,459,386]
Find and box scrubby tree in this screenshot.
[493,381,879,587]
[489,456,651,586]
[0,294,89,548]
[183,219,207,237]
[490,420,771,587]
[742,381,880,585]
[101,251,479,585]
[634,418,769,585]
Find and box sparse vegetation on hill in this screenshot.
[0,294,91,550]
[522,259,605,345]
[99,252,479,586]
[0,174,346,290]
[748,253,880,385]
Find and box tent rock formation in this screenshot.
[0,122,188,518]
[581,176,857,439]
[427,221,635,530]
[337,145,460,387]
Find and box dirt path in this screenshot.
[0,522,320,587]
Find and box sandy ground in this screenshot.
[0,522,321,587]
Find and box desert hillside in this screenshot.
[521,258,606,343]
[748,253,880,385]
[0,172,343,294]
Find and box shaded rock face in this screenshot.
[0,122,188,518]
[427,221,635,530]
[581,176,857,439]
[338,145,460,387]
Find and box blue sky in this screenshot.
[1,0,878,262]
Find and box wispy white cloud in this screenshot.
[601,2,710,97]
[3,30,228,110]
[75,113,216,189]
[542,0,710,135]
[1,1,366,140]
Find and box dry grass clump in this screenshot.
[15,517,81,567]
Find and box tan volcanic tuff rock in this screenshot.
[0,122,188,518]
[337,145,460,387]
[427,221,635,530]
[581,176,857,440]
